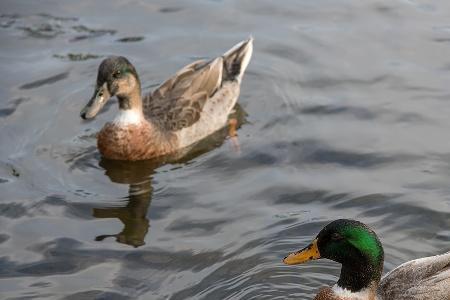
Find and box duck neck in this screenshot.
[114,88,145,125]
[114,95,144,126]
[117,88,143,114]
[337,257,382,293]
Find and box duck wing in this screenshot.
[143,38,253,132]
[143,57,223,131]
[377,251,450,300]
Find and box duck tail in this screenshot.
[222,37,253,83]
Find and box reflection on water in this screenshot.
[93,166,152,248]
[1,1,450,299]
[91,106,246,248]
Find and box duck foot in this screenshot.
[228,118,240,154]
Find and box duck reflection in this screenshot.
[93,159,154,248]
[92,105,246,247]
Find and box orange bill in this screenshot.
[283,238,321,265]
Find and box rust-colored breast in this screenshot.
[97,122,176,161]
[314,286,377,300]
[314,287,342,300]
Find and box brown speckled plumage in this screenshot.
[377,251,450,300]
[313,284,378,300]
[314,287,341,300]
[81,38,253,161]
[144,58,222,131]
[97,121,176,161]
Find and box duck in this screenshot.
[80,38,253,161]
[283,219,450,300]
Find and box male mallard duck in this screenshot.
[80,38,253,161]
[284,219,450,300]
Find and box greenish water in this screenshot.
[0,0,449,299]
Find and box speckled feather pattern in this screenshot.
[312,252,450,300]
[96,38,253,160]
[175,81,239,149]
[314,287,344,300]
[143,57,223,131]
[314,284,378,300]
[377,251,450,300]
[97,121,176,161]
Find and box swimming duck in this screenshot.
[80,38,253,161]
[283,219,450,300]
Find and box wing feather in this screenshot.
[144,57,223,131]
[378,252,450,300]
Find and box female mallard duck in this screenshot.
[284,219,450,300]
[80,38,253,161]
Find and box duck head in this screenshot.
[284,219,384,292]
[80,56,141,120]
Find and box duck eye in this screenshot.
[112,70,121,78]
[331,233,343,241]
[98,90,104,97]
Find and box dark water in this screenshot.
[1,0,450,299]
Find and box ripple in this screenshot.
[62,290,131,300]
[19,72,69,90]
[0,13,19,28]
[116,36,145,43]
[0,97,30,118]
[299,104,377,120]
[53,53,102,61]
[0,203,28,218]
[36,13,78,22]
[159,7,184,14]
[205,139,420,174]
[0,233,10,244]
[70,25,116,42]
[169,254,267,300]
[298,75,388,90]
[1,13,116,43]
[19,22,64,39]
[166,218,228,236]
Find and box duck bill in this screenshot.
[283,238,321,265]
[80,82,111,120]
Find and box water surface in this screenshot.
[1,0,450,299]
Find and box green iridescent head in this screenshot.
[317,219,383,266]
[284,219,384,292]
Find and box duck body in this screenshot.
[283,219,450,300]
[81,38,253,161]
[377,251,450,300]
[97,113,176,160]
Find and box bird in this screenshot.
[80,38,253,161]
[283,219,450,300]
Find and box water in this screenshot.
[1,0,450,299]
